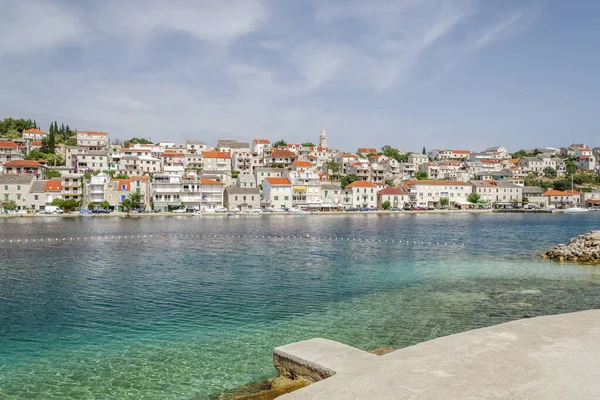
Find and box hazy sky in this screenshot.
[1,0,598,152]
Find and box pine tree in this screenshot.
[422,147,426,155]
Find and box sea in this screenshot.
[1,213,600,399]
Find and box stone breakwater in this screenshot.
[543,230,600,263]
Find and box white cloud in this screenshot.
[0,0,85,57]
[107,0,268,45]
[0,0,540,149]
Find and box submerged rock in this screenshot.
[544,230,600,264]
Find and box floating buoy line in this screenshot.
[0,234,466,247]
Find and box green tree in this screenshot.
[326,161,340,175]
[3,200,17,211]
[414,171,428,180]
[45,170,61,179]
[565,160,577,176]
[339,174,359,189]
[100,201,110,210]
[268,163,285,169]
[381,200,391,210]
[122,192,142,210]
[301,142,315,147]
[468,193,481,203]
[543,167,557,178]
[273,140,287,148]
[440,197,449,207]
[0,118,37,136]
[524,172,540,187]
[123,137,152,147]
[115,173,129,179]
[510,149,535,159]
[422,147,426,155]
[231,170,240,179]
[52,198,78,211]
[553,179,569,191]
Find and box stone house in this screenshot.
[223,187,260,211]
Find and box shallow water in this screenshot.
[1,213,599,398]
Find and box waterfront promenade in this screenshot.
[276,310,600,399]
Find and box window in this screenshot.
[357,196,360,201]
[4,185,7,190]
[251,196,255,201]
[284,196,289,200]
[235,196,238,201]
[17,185,21,190]
[3,194,7,201]
[34,195,38,200]
[274,196,279,200]
[121,195,126,201]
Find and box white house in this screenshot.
[77,131,109,149]
[262,177,292,210]
[342,181,381,209]
[252,139,271,156]
[203,151,232,172]
[22,128,47,141]
[403,180,472,208]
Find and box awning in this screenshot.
[454,199,472,206]
[293,186,306,191]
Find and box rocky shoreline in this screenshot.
[542,230,600,263]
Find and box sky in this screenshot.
[0,0,599,152]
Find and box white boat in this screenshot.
[564,207,589,213]
[564,175,589,213]
[247,208,263,215]
[288,207,311,215]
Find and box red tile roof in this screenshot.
[3,160,44,167]
[265,177,291,185]
[111,179,130,191]
[44,179,62,192]
[378,186,409,195]
[346,181,377,188]
[269,149,298,158]
[131,176,149,182]
[200,178,224,185]
[23,128,47,134]
[358,148,378,154]
[203,151,231,159]
[31,141,42,146]
[253,139,270,144]
[0,141,18,148]
[340,153,357,158]
[294,160,313,167]
[451,150,470,154]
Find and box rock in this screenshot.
[544,232,600,264]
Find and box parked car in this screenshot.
[359,207,371,211]
[80,209,92,214]
[214,207,228,213]
[263,207,274,212]
[390,207,401,211]
[428,207,435,210]
[172,208,187,213]
[92,208,110,214]
[403,206,412,211]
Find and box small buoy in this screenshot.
[162,233,166,237]
[306,234,311,238]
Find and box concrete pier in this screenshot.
[275,310,600,399]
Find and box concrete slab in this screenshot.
[278,310,600,399]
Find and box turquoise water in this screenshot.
[1,214,600,398]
